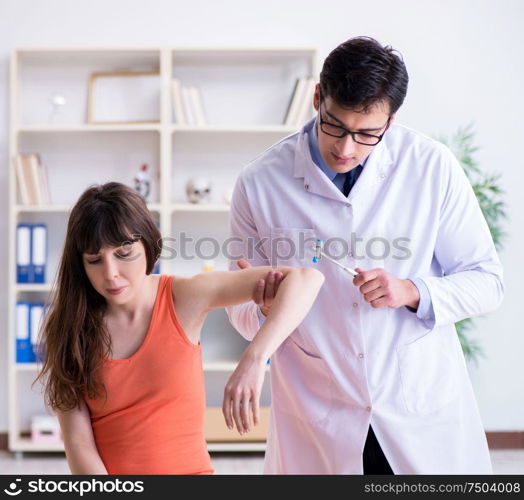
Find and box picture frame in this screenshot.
[87,71,161,124]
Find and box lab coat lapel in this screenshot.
[293,130,352,204]
[347,139,393,202]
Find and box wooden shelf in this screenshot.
[8,46,316,454]
[171,203,230,213]
[18,124,161,133]
[15,203,161,213]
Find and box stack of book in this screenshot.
[171,79,207,126]
[283,76,316,128]
[14,153,51,205]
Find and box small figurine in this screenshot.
[134,163,151,202]
[186,177,212,204]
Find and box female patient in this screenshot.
[34,182,324,475]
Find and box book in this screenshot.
[189,86,207,127]
[14,154,51,205]
[181,86,196,126]
[13,155,30,205]
[284,77,307,127]
[171,78,186,125]
[294,77,316,127]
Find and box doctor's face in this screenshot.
[313,85,394,174]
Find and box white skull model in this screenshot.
[186,177,212,204]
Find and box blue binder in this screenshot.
[16,224,31,283]
[31,224,47,283]
[30,303,45,363]
[16,302,32,363]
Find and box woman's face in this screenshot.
[82,240,148,305]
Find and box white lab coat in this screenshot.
[225,119,504,474]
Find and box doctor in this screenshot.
[225,37,504,474]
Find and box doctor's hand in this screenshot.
[222,346,266,435]
[353,268,420,309]
[236,259,284,317]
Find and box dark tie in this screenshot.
[337,165,363,197]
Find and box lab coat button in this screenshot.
[358,353,364,359]
[345,203,350,207]
[366,406,371,412]
[424,315,430,320]
[304,184,310,190]
[379,173,386,179]
[353,302,358,308]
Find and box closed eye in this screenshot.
[85,252,133,264]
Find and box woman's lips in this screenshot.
[106,286,127,295]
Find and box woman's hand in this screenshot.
[222,347,267,435]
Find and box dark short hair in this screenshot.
[319,36,408,115]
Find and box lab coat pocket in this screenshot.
[271,337,333,425]
[397,331,460,415]
[269,227,317,266]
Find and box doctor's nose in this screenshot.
[336,133,358,156]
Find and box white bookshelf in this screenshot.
[8,46,318,454]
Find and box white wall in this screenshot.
[1,0,523,431]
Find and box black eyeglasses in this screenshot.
[318,101,391,146]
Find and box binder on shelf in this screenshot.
[16,302,32,363]
[171,78,186,125]
[31,224,47,284]
[30,303,45,363]
[16,224,31,283]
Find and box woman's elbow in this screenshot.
[299,266,325,287]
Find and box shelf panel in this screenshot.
[12,437,65,452]
[171,203,230,213]
[10,437,265,453]
[18,124,162,133]
[14,363,42,372]
[15,203,161,213]
[207,442,266,452]
[14,361,269,373]
[15,284,52,293]
[172,125,297,134]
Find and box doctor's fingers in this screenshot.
[222,394,234,430]
[353,268,379,286]
[363,288,387,305]
[263,271,283,306]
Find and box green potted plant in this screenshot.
[439,124,507,363]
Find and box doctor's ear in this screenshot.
[387,113,396,128]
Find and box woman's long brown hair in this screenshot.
[33,182,162,411]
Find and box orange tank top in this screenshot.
[85,274,214,475]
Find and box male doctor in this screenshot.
[225,37,504,474]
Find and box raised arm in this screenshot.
[200,265,325,435]
[56,400,108,475]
